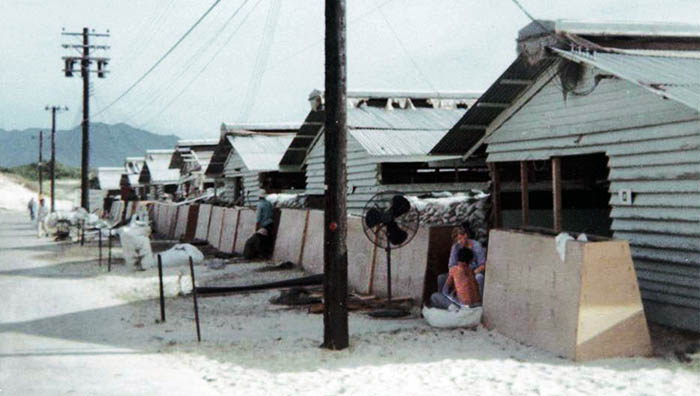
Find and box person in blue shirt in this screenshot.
[255,190,274,235]
[441,225,486,298]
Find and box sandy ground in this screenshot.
[0,173,74,212]
[0,208,698,395]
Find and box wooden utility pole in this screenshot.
[62,27,109,210]
[81,27,90,210]
[38,130,43,198]
[46,106,67,212]
[322,0,349,350]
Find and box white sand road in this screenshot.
[0,200,698,394]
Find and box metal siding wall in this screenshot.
[486,73,700,331]
[243,171,260,207]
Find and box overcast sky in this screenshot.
[2,0,699,139]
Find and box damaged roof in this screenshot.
[280,90,477,168]
[431,19,700,158]
[553,48,700,111]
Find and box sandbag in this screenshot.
[118,215,154,269]
[422,305,482,328]
[158,243,204,268]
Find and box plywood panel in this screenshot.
[233,209,256,254]
[575,242,652,360]
[484,229,652,360]
[346,216,376,295]
[183,204,199,242]
[173,205,189,240]
[300,210,325,274]
[218,208,239,253]
[273,209,310,264]
[207,206,225,249]
[484,230,583,359]
[194,204,212,241]
[370,226,431,301]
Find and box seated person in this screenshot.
[448,225,486,297]
[429,247,481,309]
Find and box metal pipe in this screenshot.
[107,230,112,272]
[98,228,102,266]
[157,254,165,322]
[189,256,201,342]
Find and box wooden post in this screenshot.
[157,254,165,323]
[107,230,112,272]
[552,157,562,232]
[189,257,201,342]
[488,162,502,228]
[323,0,349,350]
[520,161,529,226]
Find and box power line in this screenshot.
[264,0,396,74]
[377,6,437,92]
[138,0,264,128]
[94,0,225,118]
[126,0,254,123]
[238,0,281,122]
[509,0,549,33]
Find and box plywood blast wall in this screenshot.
[484,229,652,361]
[194,204,212,241]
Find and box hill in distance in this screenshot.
[0,123,181,168]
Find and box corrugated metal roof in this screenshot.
[280,105,466,168]
[552,49,700,111]
[141,149,179,184]
[95,167,123,190]
[175,138,219,147]
[350,128,452,157]
[348,106,465,130]
[227,134,294,171]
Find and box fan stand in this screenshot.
[368,245,411,319]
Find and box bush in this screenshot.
[0,162,81,181]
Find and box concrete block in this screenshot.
[233,209,256,254]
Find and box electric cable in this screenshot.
[508,0,549,33]
[238,0,281,122]
[138,0,264,128]
[377,6,437,92]
[127,0,254,122]
[94,0,225,118]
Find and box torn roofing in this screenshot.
[227,133,295,171]
[280,99,470,168]
[552,49,700,111]
[432,19,700,158]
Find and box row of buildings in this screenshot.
[92,20,700,332]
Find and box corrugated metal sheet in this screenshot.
[227,134,294,171]
[349,128,452,157]
[95,167,123,190]
[281,98,468,168]
[140,149,179,184]
[483,63,700,331]
[553,49,700,111]
[347,107,464,130]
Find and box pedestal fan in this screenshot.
[362,192,419,318]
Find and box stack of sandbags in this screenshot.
[405,190,491,245]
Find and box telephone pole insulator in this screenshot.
[62,27,110,210]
